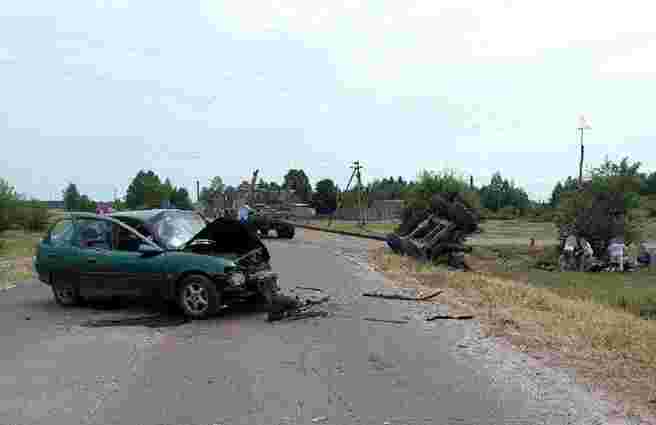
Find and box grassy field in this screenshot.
[306,218,559,244]
[0,230,41,289]
[473,219,558,246]
[468,244,656,319]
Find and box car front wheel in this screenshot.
[52,279,82,307]
[178,274,221,319]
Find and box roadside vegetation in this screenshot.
[370,248,656,418]
[0,178,52,289]
[363,157,656,418]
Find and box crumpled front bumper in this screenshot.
[222,269,279,299]
[247,270,279,294]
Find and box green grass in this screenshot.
[472,219,558,246]
[467,242,656,319]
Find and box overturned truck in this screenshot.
[386,193,480,270]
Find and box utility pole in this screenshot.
[331,164,357,226]
[577,115,591,187]
[196,180,200,204]
[352,161,365,227]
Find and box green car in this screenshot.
[33,209,279,319]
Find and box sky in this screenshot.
[1,0,655,202]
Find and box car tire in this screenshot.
[52,279,83,307]
[178,274,221,319]
[277,225,295,239]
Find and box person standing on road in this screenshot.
[238,204,251,224]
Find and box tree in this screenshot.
[550,176,578,207]
[125,170,164,209]
[641,172,656,195]
[283,169,312,202]
[312,179,338,213]
[479,172,530,214]
[171,187,192,210]
[62,183,81,211]
[199,176,225,207]
[209,176,225,194]
[366,176,410,204]
[0,178,17,232]
[78,195,97,212]
[556,157,644,254]
[161,178,175,203]
[592,156,641,179]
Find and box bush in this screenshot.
[14,200,50,232]
[0,179,17,233]
[403,169,480,211]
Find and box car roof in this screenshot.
[59,209,194,223]
[109,209,194,222]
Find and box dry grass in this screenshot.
[370,248,656,418]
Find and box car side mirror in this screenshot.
[138,244,162,255]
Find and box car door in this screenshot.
[99,220,167,297]
[72,217,114,297]
[37,218,80,286]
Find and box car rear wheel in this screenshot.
[52,279,82,307]
[178,274,220,319]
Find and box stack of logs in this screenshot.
[386,193,480,269]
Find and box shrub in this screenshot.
[403,169,480,211]
[0,178,17,233]
[15,200,50,232]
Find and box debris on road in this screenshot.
[82,314,190,328]
[426,314,474,321]
[386,192,479,270]
[363,317,409,325]
[295,286,324,292]
[266,292,331,322]
[362,289,442,302]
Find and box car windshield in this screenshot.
[151,212,206,250]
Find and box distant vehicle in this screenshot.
[247,207,295,239]
[33,209,279,318]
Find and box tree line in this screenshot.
[62,170,193,212]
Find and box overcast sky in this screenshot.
[1,1,655,202]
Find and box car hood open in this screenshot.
[183,217,270,263]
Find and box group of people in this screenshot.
[559,235,627,272]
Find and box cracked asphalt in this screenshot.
[0,229,616,425]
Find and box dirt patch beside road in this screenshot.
[369,246,656,422]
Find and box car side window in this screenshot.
[111,223,143,252]
[75,219,112,250]
[48,219,74,247]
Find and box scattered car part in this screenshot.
[295,286,323,292]
[362,289,443,301]
[425,314,474,321]
[363,317,409,325]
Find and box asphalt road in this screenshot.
[0,230,612,425]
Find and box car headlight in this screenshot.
[227,272,246,287]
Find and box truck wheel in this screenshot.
[178,274,221,319]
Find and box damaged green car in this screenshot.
[33,209,279,319]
